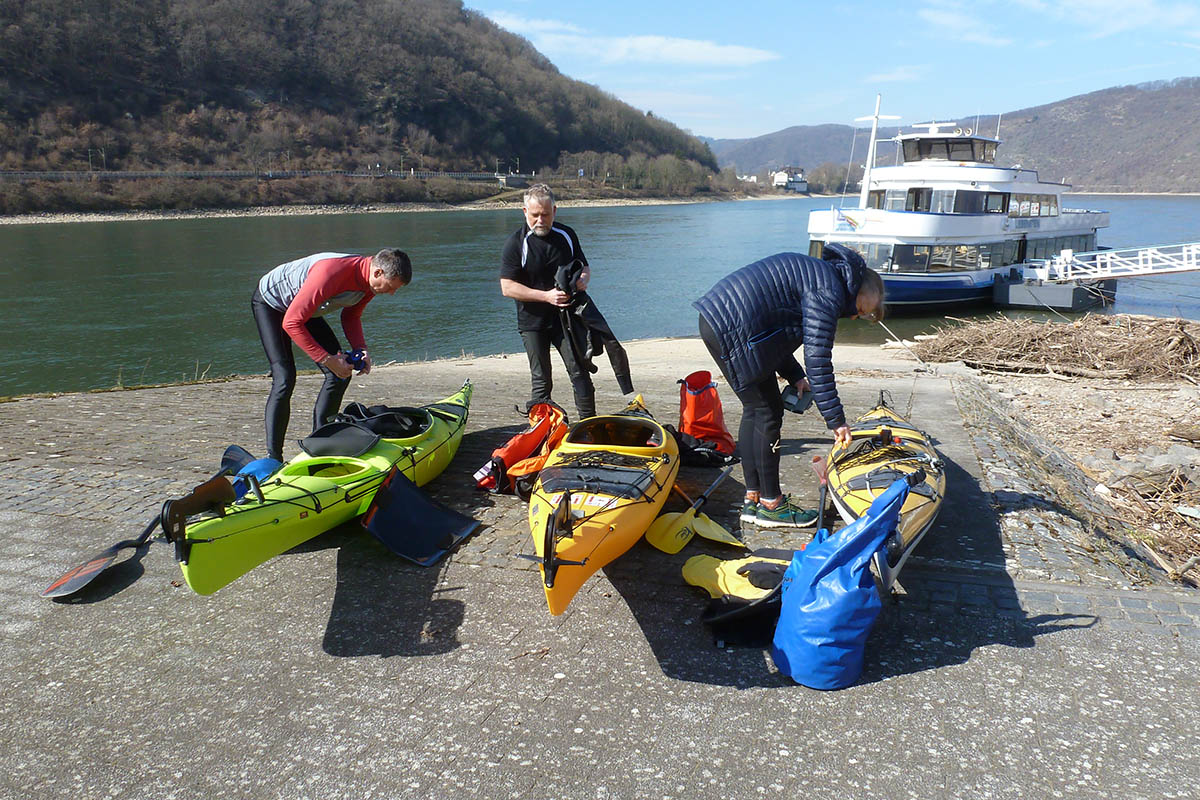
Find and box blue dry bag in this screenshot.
[770,476,910,690]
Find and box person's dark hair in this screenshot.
[858,267,886,321]
[524,183,555,207]
[373,249,412,284]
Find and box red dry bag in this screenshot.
[678,370,735,454]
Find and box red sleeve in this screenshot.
[282,258,372,362]
[340,297,370,352]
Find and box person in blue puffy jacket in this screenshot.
[694,244,885,529]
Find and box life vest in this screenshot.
[678,370,735,455]
[474,402,568,496]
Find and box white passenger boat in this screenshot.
[807,99,1110,310]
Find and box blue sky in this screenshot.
[472,0,1200,140]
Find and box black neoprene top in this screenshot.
[500,221,588,332]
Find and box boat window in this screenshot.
[953,190,985,214]
[1008,193,1060,218]
[902,140,919,163]
[985,192,1008,213]
[948,140,974,161]
[919,139,951,160]
[1029,238,1054,259]
[931,189,955,213]
[906,188,932,212]
[884,190,906,210]
[974,141,998,163]
[953,245,980,270]
[929,245,955,272]
[867,243,893,270]
[892,245,930,272]
[867,190,885,209]
[808,240,824,258]
[1008,241,1021,264]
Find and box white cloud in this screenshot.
[483,11,778,66]
[1015,0,1200,39]
[864,65,927,83]
[485,11,582,35]
[917,2,1012,46]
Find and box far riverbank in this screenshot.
[0,191,810,227]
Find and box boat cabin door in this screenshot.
[906,188,932,212]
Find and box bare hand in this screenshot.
[358,352,372,376]
[834,425,852,446]
[795,377,811,393]
[576,270,590,291]
[322,353,353,380]
[544,288,570,307]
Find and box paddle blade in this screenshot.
[41,548,124,598]
[693,512,746,548]
[362,469,479,567]
[41,514,161,599]
[220,444,258,476]
[645,508,698,554]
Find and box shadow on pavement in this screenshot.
[321,528,468,658]
[320,428,498,658]
[604,448,1101,689]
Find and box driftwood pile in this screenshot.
[913,312,1200,581]
[911,313,1200,380]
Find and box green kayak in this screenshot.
[174,381,472,595]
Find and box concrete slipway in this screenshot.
[1,339,1196,799]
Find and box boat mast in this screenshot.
[856,94,899,210]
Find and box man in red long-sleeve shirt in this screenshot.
[251,249,411,461]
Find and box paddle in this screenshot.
[810,454,828,533]
[41,444,257,599]
[645,466,733,553]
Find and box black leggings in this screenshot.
[699,315,785,498]
[520,324,596,420]
[252,289,350,461]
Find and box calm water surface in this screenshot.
[3,194,1199,396]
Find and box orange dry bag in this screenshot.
[678,370,736,454]
[474,403,569,495]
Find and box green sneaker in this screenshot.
[755,495,819,529]
[740,501,758,524]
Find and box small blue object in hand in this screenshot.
[344,349,367,370]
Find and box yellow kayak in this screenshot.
[825,394,945,590]
[526,396,679,615]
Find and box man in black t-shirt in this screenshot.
[500,183,596,419]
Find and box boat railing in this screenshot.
[1026,241,1200,282]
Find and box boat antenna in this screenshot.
[855,94,900,210]
[995,112,1002,139]
[840,126,858,208]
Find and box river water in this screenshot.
[4,194,1199,397]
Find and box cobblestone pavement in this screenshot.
[1,340,1196,799]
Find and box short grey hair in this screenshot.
[373,249,412,283]
[523,183,555,207]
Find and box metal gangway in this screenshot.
[1025,241,1200,283]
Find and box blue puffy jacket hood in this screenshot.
[694,247,867,429]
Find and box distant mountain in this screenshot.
[709,78,1200,192]
[0,0,716,174]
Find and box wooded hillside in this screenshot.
[709,78,1200,193]
[0,0,716,175]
